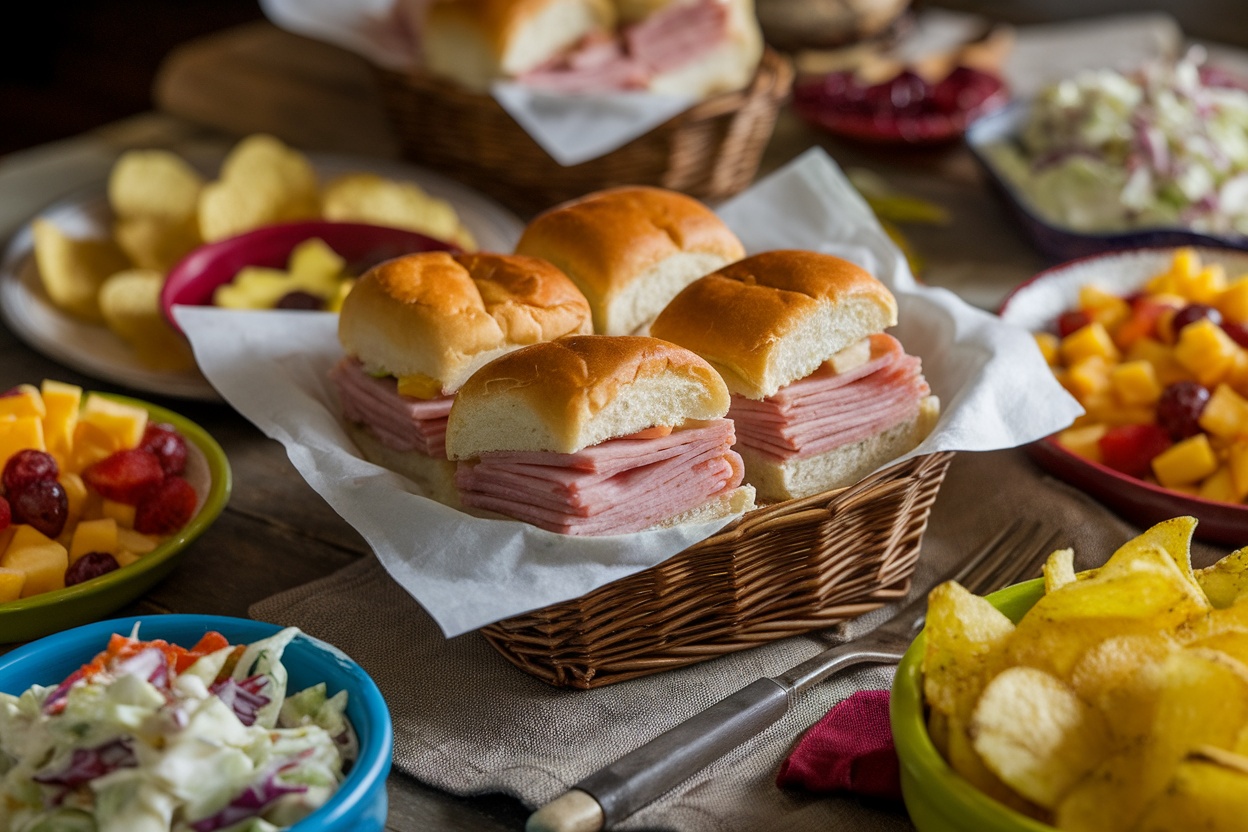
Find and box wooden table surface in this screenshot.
[0,9,1243,831]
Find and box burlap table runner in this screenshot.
[250,447,1231,831]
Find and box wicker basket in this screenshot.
[373,49,794,215]
[482,450,954,688]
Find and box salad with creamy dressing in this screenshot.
[987,49,1248,235]
[0,627,356,832]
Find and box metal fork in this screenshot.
[527,518,1063,832]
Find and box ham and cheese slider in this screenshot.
[650,250,940,502]
[514,186,745,335]
[329,251,592,502]
[424,0,762,97]
[444,335,755,534]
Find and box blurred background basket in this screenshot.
[482,450,954,688]
[373,49,794,215]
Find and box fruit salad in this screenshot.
[0,626,356,831]
[0,381,200,602]
[1036,249,1248,503]
[212,238,354,313]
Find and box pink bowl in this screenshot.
[161,221,456,334]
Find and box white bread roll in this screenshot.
[346,424,460,506]
[514,186,745,336]
[650,250,899,399]
[739,396,940,501]
[445,335,731,457]
[424,0,616,92]
[337,251,592,394]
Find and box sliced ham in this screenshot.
[729,334,930,462]
[456,419,743,535]
[328,358,452,458]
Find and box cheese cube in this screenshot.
[1152,434,1220,487]
[69,518,119,565]
[0,526,68,597]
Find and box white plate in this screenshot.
[0,153,525,402]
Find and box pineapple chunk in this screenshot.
[0,526,68,597]
[68,518,120,565]
[0,385,45,419]
[101,500,136,529]
[79,395,148,450]
[1183,263,1228,303]
[1111,361,1162,406]
[1200,384,1248,441]
[1126,337,1192,386]
[0,568,25,603]
[1060,322,1120,365]
[59,472,88,528]
[288,237,345,282]
[0,416,46,470]
[1174,319,1240,386]
[1231,440,1248,496]
[114,550,143,568]
[1057,424,1108,462]
[41,379,82,461]
[1034,333,1060,366]
[71,420,125,473]
[1066,356,1113,400]
[1079,285,1130,329]
[117,528,160,555]
[1217,279,1248,324]
[1199,466,1242,502]
[1152,434,1220,487]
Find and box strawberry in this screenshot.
[0,495,10,531]
[1098,424,1172,479]
[134,476,197,535]
[83,449,165,505]
[140,423,188,476]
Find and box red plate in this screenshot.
[1000,246,1248,546]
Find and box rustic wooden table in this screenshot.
[0,8,1242,830]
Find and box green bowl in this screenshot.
[0,393,231,643]
[890,578,1057,832]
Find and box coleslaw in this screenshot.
[988,48,1248,235]
[0,627,356,832]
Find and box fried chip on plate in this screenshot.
[98,269,194,372]
[107,149,204,223]
[198,134,319,242]
[321,173,476,250]
[113,215,202,273]
[31,219,130,322]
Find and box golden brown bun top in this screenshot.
[337,251,592,392]
[650,250,900,398]
[446,335,731,455]
[514,186,745,304]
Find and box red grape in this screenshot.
[1057,310,1093,338]
[1222,321,1248,348]
[10,479,68,538]
[65,552,120,586]
[1171,304,1222,333]
[141,423,188,476]
[275,291,324,310]
[2,449,59,495]
[0,495,9,531]
[1156,381,1211,440]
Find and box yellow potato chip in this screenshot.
[113,216,201,273]
[1196,546,1248,608]
[108,149,204,223]
[922,580,1015,722]
[945,712,1045,818]
[32,219,130,322]
[198,135,320,242]
[1055,752,1153,832]
[320,173,476,250]
[970,666,1111,809]
[1134,756,1248,832]
[98,269,194,372]
[1043,547,1077,593]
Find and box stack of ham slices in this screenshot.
[329,359,452,458]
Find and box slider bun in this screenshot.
[515,186,745,335]
[650,250,899,399]
[741,396,940,501]
[446,335,730,457]
[424,0,616,92]
[338,251,592,393]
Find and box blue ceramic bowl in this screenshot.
[966,103,1248,262]
[0,615,393,832]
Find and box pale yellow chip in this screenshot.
[922,580,1015,722]
[320,173,476,250]
[107,149,204,223]
[198,135,319,242]
[113,216,201,273]
[98,269,194,372]
[1068,633,1176,740]
[945,712,1044,818]
[1196,546,1248,609]
[1043,547,1077,594]
[32,219,130,322]
[970,666,1110,809]
[1135,755,1248,832]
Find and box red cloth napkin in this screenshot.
[776,689,903,801]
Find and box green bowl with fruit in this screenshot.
[0,389,231,643]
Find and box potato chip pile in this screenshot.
[32,134,476,370]
[923,516,1248,831]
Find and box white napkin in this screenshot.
[177,149,1082,637]
[260,0,708,166]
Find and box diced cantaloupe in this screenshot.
[0,568,25,603]
[1217,279,1248,324]
[1174,319,1240,386]
[68,518,119,565]
[1057,424,1108,462]
[40,379,82,461]
[1079,285,1131,329]
[1066,357,1113,400]
[1111,360,1162,406]
[1152,434,1220,487]
[1126,337,1192,386]
[0,416,46,470]
[1034,333,1060,366]
[1199,466,1241,503]
[117,527,160,555]
[1230,440,1248,497]
[0,385,45,419]
[1183,264,1229,304]
[101,500,136,529]
[0,526,68,597]
[1200,384,1248,441]
[1061,322,1121,365]
[79,395,148,451]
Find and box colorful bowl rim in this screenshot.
[0,392,232,617]
[0,613,393,831]
[890,577,1057,831]
[995,244,1248,528]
